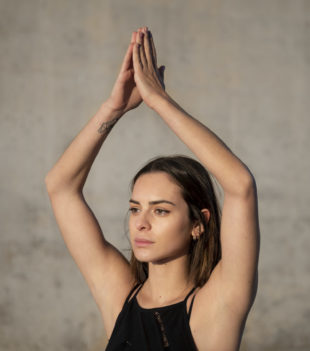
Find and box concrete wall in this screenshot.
[1,0,309,350]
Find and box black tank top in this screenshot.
[105,281,198,350]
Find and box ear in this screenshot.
[191,209,211,237]
[201,209,210,223]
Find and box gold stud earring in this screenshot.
[192,231,199,240]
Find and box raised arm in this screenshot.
[133,27,260,314]
[44,29,150,339]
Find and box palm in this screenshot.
[109,68,142,112]
[107,32,143,113]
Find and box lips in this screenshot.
[135,238,154,243]
[134,239,154,247]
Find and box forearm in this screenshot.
[45,102,124,194]
[151,94,254,195]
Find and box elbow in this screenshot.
[44,173,55,194]
[44,172,82,196]
[44,172,64,195]
[228,170,257,198]
[44,172,51,188]
[239,171,257,197]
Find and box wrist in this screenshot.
[148,91,172,110]
[93,101,125,134]
[99,100,126,118]
[148,92,175,111]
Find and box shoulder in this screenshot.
[102,280,140,340]
[188,264,252,350]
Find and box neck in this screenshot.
[143,253,194,303]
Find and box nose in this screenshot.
[135,211,151,231]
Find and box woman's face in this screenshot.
[129,172,193,263]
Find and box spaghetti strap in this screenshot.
[187,294,197,320]
[125,282,145,304]
[184,286,197,321]
[184,286,197,302]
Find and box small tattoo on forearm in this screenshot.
[97,116,121,134]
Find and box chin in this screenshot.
[133,251,180,265]
[132,250,152,262]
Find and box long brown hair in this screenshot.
[128,155,222,287]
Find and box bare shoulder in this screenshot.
[95,243,138,340]
[188,262,253,351]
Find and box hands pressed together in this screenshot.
[106,26,167,113]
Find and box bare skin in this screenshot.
[129,172,209,303]
[45,26,259,351]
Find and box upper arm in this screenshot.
[217,175,260,313]
[46,189,136,324]
[199,178,259,316]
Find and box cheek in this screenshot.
[128,217,136,236]
[160,215,191,239]
[128,212,191,239]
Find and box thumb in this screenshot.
[159,66,166,89]
[159,65,165,80]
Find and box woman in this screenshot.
[45,26,260,351]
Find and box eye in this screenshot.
[154,208,170,215]
[129,207,140,214]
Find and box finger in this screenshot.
[133,39,143,73]
[120,33,136,73]
[143,29,155,70]
[138,31,147,67]
[149,31,158,67]
[132,31,138,43]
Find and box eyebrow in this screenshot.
[129,199,176,206]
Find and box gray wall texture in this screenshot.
[1,0,309,350]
